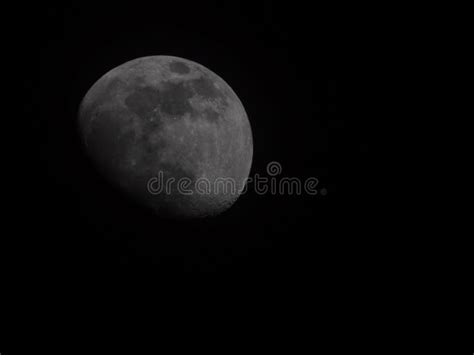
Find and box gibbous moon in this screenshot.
[78,56,253,218]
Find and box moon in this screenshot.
[78,56,253,218]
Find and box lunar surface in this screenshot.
[78,56,253,218]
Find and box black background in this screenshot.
[13,1,369,341]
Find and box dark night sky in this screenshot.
[9,2,370,342]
